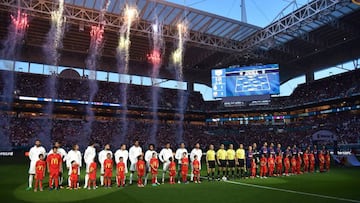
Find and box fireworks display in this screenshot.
[147,20,164,146]
[171,21,188,145]
[114,5,138,146]
[10,10,28,33]
[0,7,29,151]
[83,0,110,147]
[147,50,161,65]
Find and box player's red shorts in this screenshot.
[35,173,44,180]
[70,175,78,182]
[151,170,158,175]
[117,175,125,180]
[104,170,112,178]
[169,171,176,176]
[137,172,144,177]
[193,170,200,175]
[89,173,96,181]
[49,170,59,177]
[181,170,188,176]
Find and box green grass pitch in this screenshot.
[1,156,360,203]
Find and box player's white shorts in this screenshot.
[100,164,105,174]
[28,161,36,174]
[125,162,129,173]
[130,162,137,172]
[162,161,170,172]
[85,163,91,173]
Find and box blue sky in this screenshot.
[165,0,356,100]
[166,0,310,27]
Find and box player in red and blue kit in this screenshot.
[275,153,283,176]
[246,146,254,178]
[261,143,268,156]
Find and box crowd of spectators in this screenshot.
[2,111,359,151]
[2,68,359,112]
[0,68,360,152]
[2,72,204,111]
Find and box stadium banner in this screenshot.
[312,130,337,141]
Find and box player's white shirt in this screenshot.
[84,146,96,164]
[48,148,67,161]
[114,149,129,164]
[159,148,173,171]
[66,150,82,175]
[190,148,202,162]
[98,150,113,165]
[98,149,113,174]
[145,150,157,163]
[28,145,46,174]
[190,148,203,169]
[145,150,157,164]
[84,146,96,173]
[175,148,188,162]
[129,146,142,164]
[159,148,173,163]
[29,146,47,162]
[66,150,82,168]
[114,149,129,173]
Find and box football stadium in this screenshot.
[0,0,360,202]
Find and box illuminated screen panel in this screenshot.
[212,64,279,98]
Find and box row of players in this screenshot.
[205,143,331,181]
[27,140,331,191]
[33,147,199,191]
[27,140,203,191]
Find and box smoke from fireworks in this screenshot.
[0,8,28,151]
[171,22,188,145]
[83,0,109,148]
[113,5,138,146]
[38,0,67,149]
[147,20,163,146]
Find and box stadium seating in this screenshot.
[3,111,359,150]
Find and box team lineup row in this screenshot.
[26,140,331,191]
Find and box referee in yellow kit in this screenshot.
[206,144,216,181]
[216,144,227,180]
[227,144,236,179]
[236,144,246,178]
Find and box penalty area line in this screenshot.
[224,180,360,203]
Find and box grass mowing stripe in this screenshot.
[224,180,360,203]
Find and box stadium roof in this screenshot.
[68,0,260,41]
[0,0,359,86]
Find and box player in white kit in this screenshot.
[27,140,46,190]
[128,140,142,185]
[144,144,158,185]
[114,144,129,184]
[98,144,113,186]
[66,144,82,187]
[190,143,202,182]
[159,143,173,184]
[175,143,188,183]
[83,142,96,188]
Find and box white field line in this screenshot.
[224,179,360,203]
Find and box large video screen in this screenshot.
[211,64,280,98]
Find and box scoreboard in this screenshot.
[212,64,280,98]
